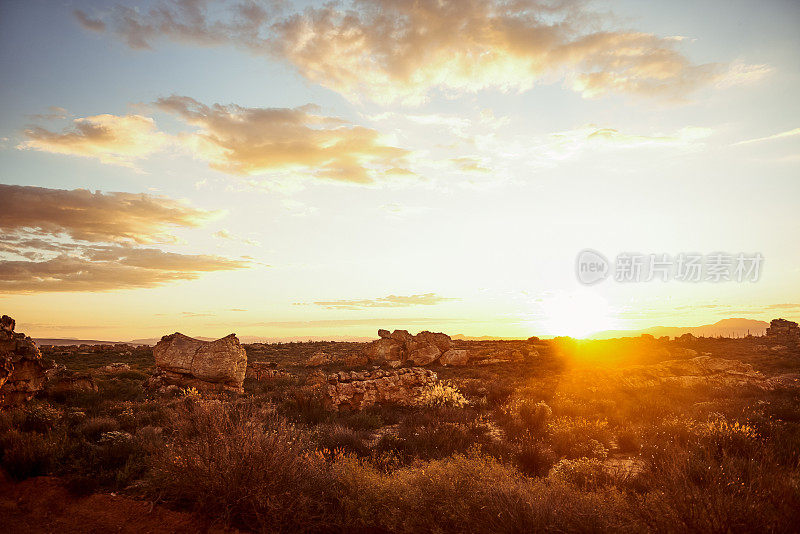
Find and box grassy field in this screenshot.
[2,337,799,532]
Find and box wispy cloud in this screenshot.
[734,127,800,146]
[20,114,169,168]
[75,0,768,105]
[301,293,458,310]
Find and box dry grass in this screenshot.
[1,338,798,532]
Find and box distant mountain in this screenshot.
[34,338,130,346]
[588,318,770,340]
[129,335,374,345]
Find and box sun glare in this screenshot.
[536,291,618,338]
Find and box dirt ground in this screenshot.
[0,473,237,534]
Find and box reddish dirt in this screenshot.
[0,473,237,533]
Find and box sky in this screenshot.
[0,0,798,341]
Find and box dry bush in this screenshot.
[547,416,612,459]
[419,382,468,409]
[78,416,120,441]
[147,400,332,532]
[496,399,552,439]
[636,441,800,532]
[549,457,617,490]
[329,452,633,533]
[0,430,55,480]
[314,423,371,456]
[513,439,557,477]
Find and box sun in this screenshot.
[534,291,619,338]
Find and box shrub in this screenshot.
[147,400,331,532]
[0,430,55,480]
[78,416,120,441]
[549,457,615,490]
[497,399,552,439]
[616,428,642,453]
[315,424,371,456]
[547,416,611,459]
[419,382,468,409]
[514,439,556,477]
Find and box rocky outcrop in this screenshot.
[246,362,291,381]
[324,368,437,411]
[440,349,469,366]
[362,330,453,367]
[765,318,800,345]
[43,366,98,397]
[572,356,800,391]
[152,333,247,393]
[305,351,332,367]
[1,315,53,406]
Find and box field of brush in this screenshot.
[1,337,799,533]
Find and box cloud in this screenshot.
[0,184,220,244]
[20,114,169,167]
[450,157,491,173]
[155,95,409,182]
[734,127,800,146]
[0,184,248,292]
[0,246,248,293]
[240,317,467,329]
[77,0,767,104]
[73,9,106,32]
[21,97,411,183]
[29,106,71,121]
[303,293,458,310]
[213,229,260,246]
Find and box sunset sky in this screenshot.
[1,0,798,341]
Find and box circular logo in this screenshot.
[576,249,610,285]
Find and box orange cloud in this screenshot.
[76,0,768,104]
[155,95,408,182]
[0,185,247,292]
[0,184,219,244]
[0,247,248,293]
[21,98,411,183]
[20,114,168,167]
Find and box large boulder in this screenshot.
[363,337,404,365]
[440,349,469,366]
[324,368,437,411]
[305,351,332,367]
[153,333,247,393]
[414,331,452,353]
[1,315,53,406]
[43,366,98,397]
[406,342,441,366]
[362,329,453,367]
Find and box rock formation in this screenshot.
[324,367,438,411]
[1,315,53,406]
[765,319,800,345]
[152,333,247,393]
[246,362,291,381]
[305,351,332,367]
[43,366,98,397]
[363,329,453,367]
[439,349,469,366]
